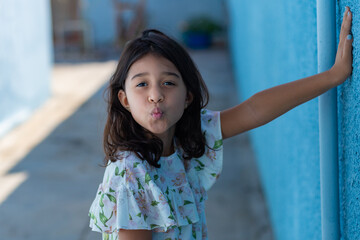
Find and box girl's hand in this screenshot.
[331,6,353,85]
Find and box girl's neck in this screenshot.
[162,139,175,156]
[154,128,176,157]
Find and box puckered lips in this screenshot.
[151,107,163,120]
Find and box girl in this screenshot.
[89,7,353,240]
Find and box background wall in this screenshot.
[81,0,226,46]
[226,1,321,239]
[227,0,360,239]
[337,1,360,239]
[0,0,53,137]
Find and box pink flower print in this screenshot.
[206,149,216,162]
[135,191,151,215]
[160,176,166,184]
[178,205,186,219]
[104,226,112,234]
[113,203,117,217]
[158,193,168,206]
[126,170,136,185]
[202,223,208,238]
[171,172,186,187]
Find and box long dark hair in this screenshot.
[103,29,209,167]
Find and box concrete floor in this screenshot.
[0,48,274,240]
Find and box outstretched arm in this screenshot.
[221,7,353,139]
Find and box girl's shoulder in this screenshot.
[200,109,222,149]
[102,151,154,188]
[200,109,221,134]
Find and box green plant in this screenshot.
[182,16,222,34]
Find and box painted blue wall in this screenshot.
[81,0,226,45]
[0,0,52,137]
[227,0,360,239]
[337,1,360,239]
[226,1,321,239]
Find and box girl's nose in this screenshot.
[148,88,164,103]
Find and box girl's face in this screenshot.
[118,54,193,143]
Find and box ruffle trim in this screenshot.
[89,179,201,234]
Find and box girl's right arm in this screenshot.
[118,229,152,240]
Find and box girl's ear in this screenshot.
[118,90,131,111]
[185,92,194,108]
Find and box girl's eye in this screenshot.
[136,82,147,87]
[163,81,175,86]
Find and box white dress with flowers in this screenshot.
[89,109,223,240]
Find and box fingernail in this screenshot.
[347,34,353,40]
[348,11,351,16]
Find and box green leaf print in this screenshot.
[150,224,159,229]
[99,194,105,208]
[99,211,109,227]
[211,173,217,177]
[137,212,142,218]
[133,162,140,168]
[129,213,133,220]
[151,200,159,206]
[184,200,193,205]
[109,188,115,193]
[195,159,205,167]
[168,214,175,220]
[186,216,193,224]
[145,173,151,185]
[200,196,204,202]
[165,238,172,240]
[195,166,204,171]
[201,109,207,114]
[192,229,196,238]
[104,233,110,240]
[144,214,148,221]
[106,194,116,203]
[179,188,183,194]
[165,187,169,195]
[136,178,144,190]
[90,212,102,231]
[115,167,120,176]
[153,174,159,181]
[120,169,126,177]
[213,139,223,149]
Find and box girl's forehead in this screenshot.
[128,54,180,75]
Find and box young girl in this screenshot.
[89,7,353,240]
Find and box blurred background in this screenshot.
[1,0,360,240]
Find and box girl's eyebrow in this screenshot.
[131,71,180,80]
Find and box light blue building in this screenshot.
[0,0,53,137]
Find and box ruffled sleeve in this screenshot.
[89,152,200,238]
[191,109,223,191]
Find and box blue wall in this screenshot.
[0,0,52,137]
[337,1,360,239]
[226,1,321,239]
[81,0,226,46]
[227,0,360,239]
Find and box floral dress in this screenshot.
[89,109,223,240]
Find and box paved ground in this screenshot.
[0,48,273,240]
